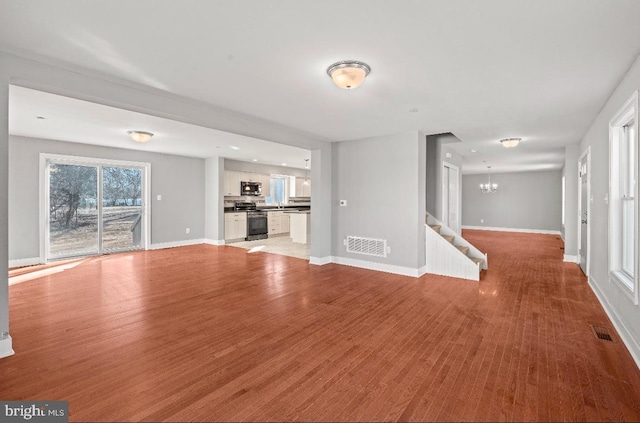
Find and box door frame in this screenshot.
[442,161,461,234]
[577,146,591,276]
[39,153,151,262]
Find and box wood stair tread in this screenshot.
[456,246,469,254]
[429,224,441,233]
[441,235,455,243]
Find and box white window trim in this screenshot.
[39,153,152,262]
[608,90,639,305]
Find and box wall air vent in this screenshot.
[346,236,387,258]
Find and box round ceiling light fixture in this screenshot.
[500,138,521,148]
[327,60,371,90]
[128,130,154,143]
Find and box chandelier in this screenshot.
[480,166,498,193]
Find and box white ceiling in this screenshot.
[9,86,311,168]
[2,0,640,173]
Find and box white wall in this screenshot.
[9,136,206,261]
[578,53,640,366]
[331,131,425,274]
[462,170,562,232]
[204,157,224,243]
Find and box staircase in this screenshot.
[425,213,487,281]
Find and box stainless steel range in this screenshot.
[235,202,268,241]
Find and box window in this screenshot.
[609,90,639,304]
[265,175,288,205]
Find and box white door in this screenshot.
[578,152,590,275]
[442,163,460,234]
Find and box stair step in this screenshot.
[470,257,484,266]
[456,246,469,255]
[442,235,455,243]
[429,224,441,233]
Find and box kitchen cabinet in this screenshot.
[295,177,311,197]
[224,212,247,240]
[224,170,271,197]
[267,211,290,235]
[223,171,241,196]
[289,211,310,244]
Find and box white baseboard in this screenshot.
[150,239,205,250]
[418,265,428,277]
[563,254,578,263]
[0,335,14,359]
[462,225,562,235]
[203,239,225,246]
[588,276,640,370]
[309,256,332,265]
[8,257,42,268]
[331,256,421,278]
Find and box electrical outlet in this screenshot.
[186,227,190,234]
[157,194,162,201]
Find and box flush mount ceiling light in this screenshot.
[500,138,521,148]
[127,130,154,143]
[326,60,371,90]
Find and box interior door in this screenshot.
[579,155,588,275]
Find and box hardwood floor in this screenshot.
[2,230,640,421]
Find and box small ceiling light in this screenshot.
[409,108,419,113]
[327,60,371,90]
[36,116,46,120]
[470,149,478,153]
[303,158,310,185]
[500,138,521,148]
[230,146,240,150]
[127,130,154,143]
[282,163,287,166]
[252,159,258,162]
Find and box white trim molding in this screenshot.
[0,335,14,359]
[309,256,332,266]
[331,256,422,278]
[203,239,225,246]
[563,255,579,263]
[150,239,206,250]
[462,226,562,235]
[8,257,43,268]
[588,276,640,370]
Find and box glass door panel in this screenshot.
[102,167,143,252]
[48,163,99,259]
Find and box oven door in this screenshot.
[246,213,268,239]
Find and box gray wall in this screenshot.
[462,169,562,232]
[9,136,206,260]
[579,53,640,360]
[332,131,425,270]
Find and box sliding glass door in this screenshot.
[48,163,99,258]
[44,155,149,261]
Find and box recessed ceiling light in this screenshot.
[252,159,258,162]
[36,116,46,120]
[471,149,478,153]
[230,146,240,150]
[409,108,419,113]
[127,130,154,143]
[281,163,287,166]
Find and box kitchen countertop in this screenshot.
[283,210,311,214]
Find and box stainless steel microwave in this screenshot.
[241,181,262,196]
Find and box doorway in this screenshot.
[41,154,150,261]
[578,148,591,275]
[442,162,460,234]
